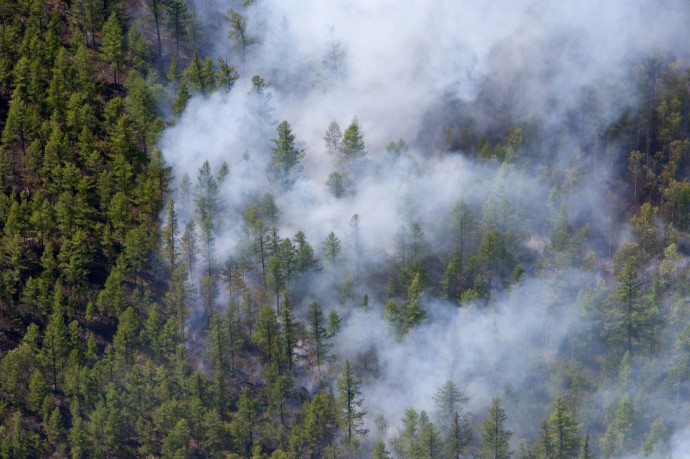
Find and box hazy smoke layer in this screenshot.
[160,0,690,455]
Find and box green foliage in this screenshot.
[340,118,366,171]
[324,121,342,155]
[599,397,634,458]
[165,0,192,58]
[2,3,690,458]
[101,13,124,83]
[390,408,420,458]
[337,359,367,448]
[548,396,580,459]
[306,301,331,377]
[270,120,304,186]
[327,170,347,198]
[254,305,282,370]
[604,243,662,355]
[400,271,427,336]
[225,9,255,66]
[322,231,341,269]
[479,397,512,459]
[578,430,594,459]
[642,417,670,457]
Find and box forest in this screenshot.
[2,0,690,458]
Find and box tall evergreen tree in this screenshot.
[101,13,124,84]
[42,286,68,390]
[165,0,191,59]
[479,397,512,459]
[341,118,366,161]
[337,359,367,448]
[225,9,254,69]
[306,301,331,378]
[324,120,342,155]
[549,396,580,459]
[269,121,304,187]
[322,231,341,270]
[578,431,594,459]
[605,243,661,355]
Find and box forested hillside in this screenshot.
[3,0,690,458]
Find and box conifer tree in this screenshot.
[166,0,191,59]
[324,120,343,155]
[225,9,254,69]
[42,286,68,390]
[162,198,178,269]
[400,271,426,336]
[599,397,634,458]
[337,359,367,448]
[479,397,512,459]
[322,231,341,270]
[549,396,580,459]
[101,13,124,84]
[433,380,472,456]
[578,430,594,459]
[306,301,331,378]
[279,293,297,372]
[341,118,366,160]
[270,120,304,187]
[642,417,670,457]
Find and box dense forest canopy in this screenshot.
[3,0,690,458]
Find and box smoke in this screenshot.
[337,272,589,436]
[158,0,690,455]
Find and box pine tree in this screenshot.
[412,411,443,459]
[181,220,197,275]
[144,0,164,58]
[294,231,320,276]
[270,120,304,187]
[225,9,255,69]
[447,410,473,458]
[536,419,553,459]
[433,380,471,456]
[45,406,64,446]
[254,305,282,370]
[324,120,343,155]
[433,380,469,431]
[216,57,239,91]
[196,160,221,279]
[390,408,419,458]
[27,368,46,412]
[234,386,259,457]
[101,13,124,84]
[327,310,341,338]
[642,417,669,457]
[599,397,634,458]
[322,231,341,269]
[442,250,462,302]
[606,243,661,355]
[208,310,228,416]
[326,171,346,198]
[341,118,366,160]
[162,198,178,269]
[279,293,297,372]
[337,359,367,448]
[480,397,512,459]
[165,0,191,59]
[578,431,594,459]
[372,440,391,459]
[549,396,580,459]
[400,271,426,336]
[42,286,68,390]
[306,301,331,378]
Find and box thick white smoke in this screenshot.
[159,0,690,455]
